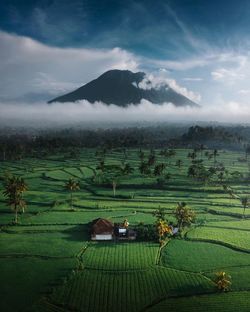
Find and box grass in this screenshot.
[50,267,214,312]
[160,239,250,272]
[0,258,77,312]
[187,226,250,251]
[83,242,159,270]
[146,291,250,312]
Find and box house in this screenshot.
[114,221,137,240]
[91,218,137,241]
[91,218,114,240]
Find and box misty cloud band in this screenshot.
[0,100,249,127]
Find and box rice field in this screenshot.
[0,148,250,312]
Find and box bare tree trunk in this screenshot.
[113,181,116,197]
[71,191,73,210]
[15,205,18,224]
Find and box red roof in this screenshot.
[92,218,114,234]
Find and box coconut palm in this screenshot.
[17,178,28,213]
[122,163,134,175]
[101,164,123,197]
[174,202,196,233]
[3,176,28,223]
[152,207,166,221]
[138,149,145,161]
[139,161,151,175]
[175,159,183,170]
[65,178,80,210]
[240,197,249,218]
[213,149,219,166]
[153,163,166,176]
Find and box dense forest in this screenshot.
[0,124,250,161]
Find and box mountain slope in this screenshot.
[48,69,198,107]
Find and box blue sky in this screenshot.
[2,0,250,57]
[1,0,250,116]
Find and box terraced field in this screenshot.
[0,148,250,312]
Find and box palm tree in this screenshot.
[245,145,250,161]
[213,149,219,166]
[96,159,105,172]
[3,176,28,223]
[175,159,183,170]
[153,163,166,176]
[152,207,166,221]
[18,178,28,213]
[188,151,197,161]
[101,164,123,197]
[240,197,249,218]
[139,161,150,175]
[174,202,196,233]
[65,178,80,210]
[122,163,134,175]
[148,154,156,167]
[138,149,145,161]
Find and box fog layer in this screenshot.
[0,100,249,128]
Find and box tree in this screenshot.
[101,164,123,197]
[122,163,134,175]
[152,207,166,221]
[3,176,28,223]
[153,163,166,176]
[188,151,197,161]
[174,202,196,233]
[138,149,145,161]
[156,219,172,246]
[240,197,249,218]
[148,153,156,167]
[175,159,183,170]
[188,160,209,183]
[245,144,250,161]
[160,149,176,165]
[215,271,231,292]
[213,149,219,166]
[198,144,205,158]
[17,178,28,213]
[65,178,80,210]
[222,185,239,206]
[156,173,171,188]
[96,159,105,172]
[139,161,151,175]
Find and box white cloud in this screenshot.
[0,31,138,100]
[149,52,248,72]
[137,73,201,103]
[238,89,250,95]
[182,77,203,81]
[211,67,245,83]
[166,78,201,102]
[1,99,250,127]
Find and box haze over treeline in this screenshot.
[1,100,250,128]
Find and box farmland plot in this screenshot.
[83,242,159,270]
[50,267,214,312]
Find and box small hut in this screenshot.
[91,218,114,240]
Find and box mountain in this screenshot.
[48,69,198,107]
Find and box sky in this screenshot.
[1,0,250,124]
